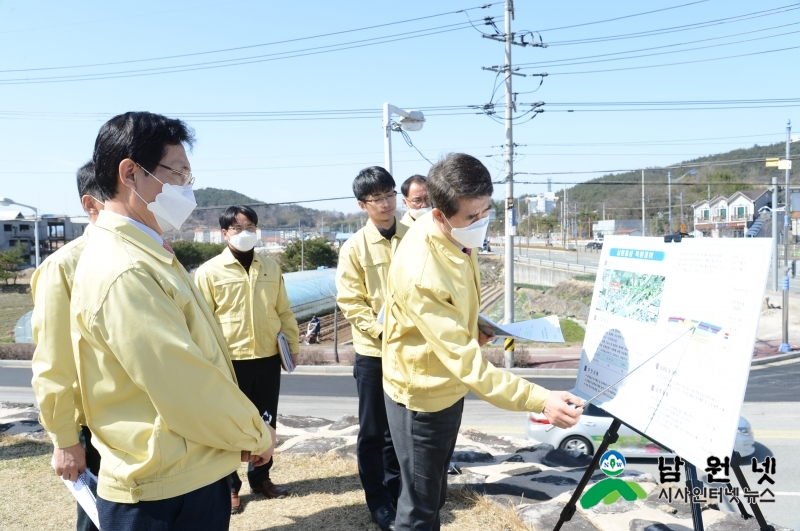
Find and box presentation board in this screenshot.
[573,236,772,467]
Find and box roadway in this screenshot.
[2,362,798,528]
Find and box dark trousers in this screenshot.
[97,476,231,531]
[229,355,281,492]
[384,394,464,531]
[354,354,401,512]
[77,426,102,531]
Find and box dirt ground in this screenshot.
[0,435,531,531]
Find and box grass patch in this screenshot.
[514,283,550,292]
[0,434,531,531]
[560,319,586,343]
[0,292,33,341]
[572,274,596,283]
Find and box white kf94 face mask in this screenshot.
[228,230,258,252]
[445,214,490,249]
[134,166,197,232]
[407,206,432,219]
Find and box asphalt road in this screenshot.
[3,363,793,402]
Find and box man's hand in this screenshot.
[291,353,299,367]
[542,391,583,429]
[252,425,277,467]
[478,329,496,347]
[241,450,254,462]
[53,443,87,482]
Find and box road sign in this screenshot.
[766,158,779,167]
[778,159,792,170]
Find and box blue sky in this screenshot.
[0,0,798,217]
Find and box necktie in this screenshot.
[162,240,175,255]
[462,248,472,257]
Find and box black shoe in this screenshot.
[370,504,396,531]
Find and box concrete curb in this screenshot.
[4,352,800,372]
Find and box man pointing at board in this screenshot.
[382,153,583,531]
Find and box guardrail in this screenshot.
[514,255,598,275]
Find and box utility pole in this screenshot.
[772,177,779,291]
[780,120,792,352]
[668,171,672,233]
[641,169,646,236]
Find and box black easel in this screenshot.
[552,415,775,531]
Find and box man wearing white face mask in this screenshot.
[72,112,275,531]
[195,205,300,513]
[399,174,430,227]
[382,153,584,530]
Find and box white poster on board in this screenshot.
[573,236,772,467]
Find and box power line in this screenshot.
[518,26,800,70]
[517,20,800,67]
[0,24,481,84]
[534,0,709,32]
[193,196,355,210]
[544,43,800,76]
[0,3,498,74]
[546,3,800,46]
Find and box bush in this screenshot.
[280,238,338,273]
[171,241,226,269]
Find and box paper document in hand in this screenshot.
[55,466,101,529]
[278,332,295,373]
[478,313,565,343]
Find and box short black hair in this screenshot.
[76,160,101,199]
[352,166,395,202]
[219,205,258,230]
[427,153,493,218]
[93,112,195,201]
[401,175,427,198]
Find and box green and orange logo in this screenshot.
[580,450,647,509]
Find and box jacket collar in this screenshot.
[219,246,262,270]
[95,211,173,264]
[423,214,468,265]
[364,216,406,245]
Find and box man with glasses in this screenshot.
[336,166,407,531]
[399,174,430,227]
[383,154,583,530]
[71,112,275,531]
[195,205,300,513]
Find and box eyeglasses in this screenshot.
[137,162,194,186]
[158,163,195,186]
[406,196,430,207]
[363,191,398,205]
[226,225,257,234]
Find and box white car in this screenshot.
[526,403,755,458]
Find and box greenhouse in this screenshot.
[283,268,338,320]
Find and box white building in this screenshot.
[693,189,773,238]
[591,219,649,239]
[527,192,557,215]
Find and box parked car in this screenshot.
[585,241,603,250]
[482,239,491,252]
[526,403,755,458]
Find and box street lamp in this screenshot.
[0,197,39,267]
[669,169,697,233]
[383,103,425,175]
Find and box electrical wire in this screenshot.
[0,24,476,84]
[519,27,800,70]
[395,123,435,166]
[513,155,800,175]
[193,196,354,210]
[516,20,800,67]
[546,3,800,46]
[0,3,498,74]
[534,0,709,32]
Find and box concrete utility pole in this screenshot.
[780,120,792,352]
[668,171,672,233]
[641,169,646,236]
[772,177,779,291]
[502,0,515,332]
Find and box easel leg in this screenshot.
[684,462,705,531]
[552,419,621,531]
[731,452,775,531]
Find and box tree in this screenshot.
[279,238,338,273]
[0,247,25,284]
[171,241,227,270]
